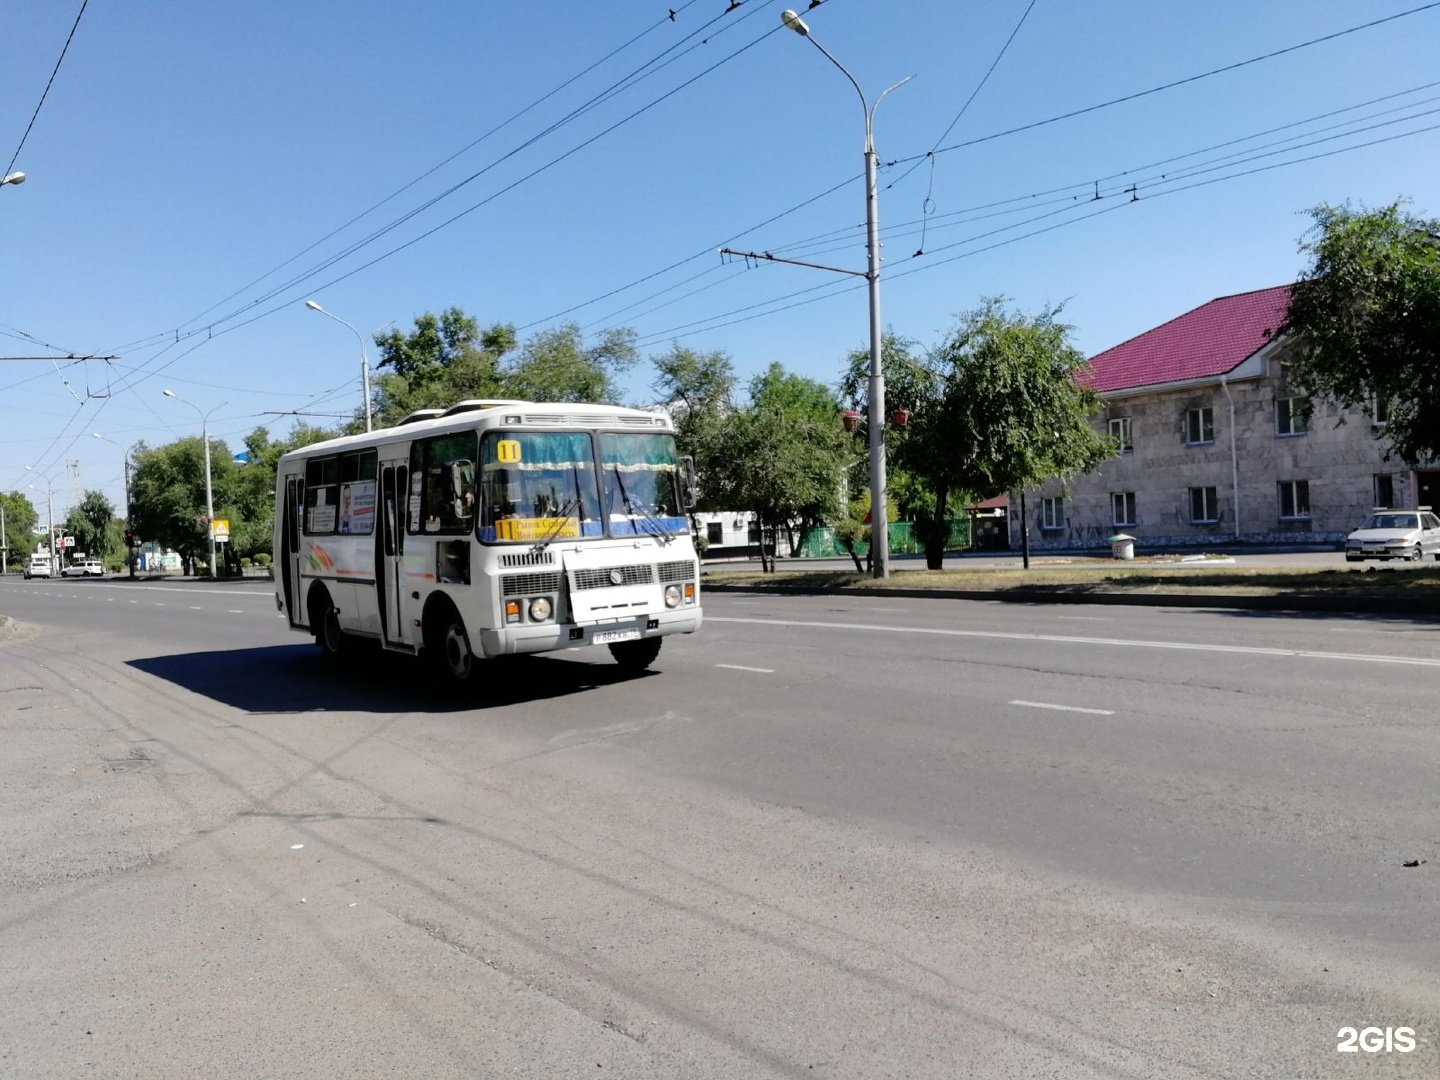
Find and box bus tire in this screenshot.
[425,600,476,686]
[609,636,662,671]
[308,586,349,661]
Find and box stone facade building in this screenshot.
[1012,285,1434,551]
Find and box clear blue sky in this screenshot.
[3,0,1438,519]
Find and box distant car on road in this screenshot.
[1343,509,1440,562]
[23,554,53,579]
[61,557,106,578]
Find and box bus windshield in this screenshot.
[480,432,602,542]
[600,432,687,537]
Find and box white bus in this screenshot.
[273,399,702,686]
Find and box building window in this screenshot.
[1276,396,1309,436]
[1186,407,1214,445]
[1108,416,1133,453]
[1374,474,1395,509]
[706,522,723,545]
[1372,396,1390,427]
[1041,497,1064,529]
[1189,486,1219,523]
[1111,491,1136,527]
[1278,480,1311,520]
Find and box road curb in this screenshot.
[701,580,1440,616]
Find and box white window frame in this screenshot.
[1185,406,1214,445]
[1108,416,1133,453]
[1373,473,1395,509]
[1110,491,1136,527]
[1276,396,1309,436]
[1189,486,1219,524]
[1040,496,1064,530]
[1371,395,1390,428]
[1278,479,1311,520]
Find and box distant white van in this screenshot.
[23,553,52,579]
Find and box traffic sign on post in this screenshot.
[211,519,230,543]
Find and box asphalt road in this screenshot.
[1,575,1437,1078]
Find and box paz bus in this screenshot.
[273,399,702,686]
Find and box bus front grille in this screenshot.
[502,571,563,597]
[573,564,654,590]
[500,551,556,568]
[657,560,695,583]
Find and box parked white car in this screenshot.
[23,554,53,579]
[61,557,106,577]
[1343,509,1440,562]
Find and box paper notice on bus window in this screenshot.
[496,517,581,541]
[340,481,376,534]
[310,504,337,533]
[408,494,421,532]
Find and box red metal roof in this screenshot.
[1080,284,1292,393]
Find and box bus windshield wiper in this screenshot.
[531,497,580,553]
[610,467,672,545]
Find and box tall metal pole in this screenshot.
[1,502,7,574]
[782,12,910,579]
[305,300,373,432]
[202,422,216,578]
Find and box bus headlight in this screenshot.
[529,597,553,621]
[664,584,682,608]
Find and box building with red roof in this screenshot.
[1013,286,1429,551]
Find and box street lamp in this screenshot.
[782,10,911,579]
[163,390,227,578]
[305,299,373,432]
[92,432,136,579]
[0,171,24,187]
[23,467,57,572]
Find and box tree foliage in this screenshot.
[1282,201,1440,464]
[726,363,850,571]
[901,299,1110,567]
[650,343,737,514]
[0,491,39,570]
[372,309,637,426]
[65,491,118,560]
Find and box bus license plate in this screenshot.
[593,628,642,645]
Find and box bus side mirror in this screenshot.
[679,455,698,509]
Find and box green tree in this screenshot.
[64,491,118,561]
[728,364,850,571]
[503,324,637,404]
[1282,201,1440,464]
[1,491,40,571]
[907,299,1111,568]
[373,308,515,425]
[650,343,737,515]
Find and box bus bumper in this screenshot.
[479,608,702,658]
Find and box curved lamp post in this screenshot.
[1,171,25,187]
[305,299,373,432]
[92,432,136,578]
[163,390,227,578]
[782,10,911,579]
[23,466,58,570]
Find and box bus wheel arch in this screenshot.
[424,595,476,685]
[307,583,348,660]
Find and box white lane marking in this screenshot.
[715,663,775,673]
[228,609,243,614]
[1010,700,1114,715]
[706,616,1440,668]
[1055,615,1111,621]
[190,606,203,610]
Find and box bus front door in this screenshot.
[377,464,412,650]
[283,476,304,628]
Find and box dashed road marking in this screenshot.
[715,663,775,673]
[1010,700,1114,715]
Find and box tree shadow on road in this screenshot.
[127,643,654,714]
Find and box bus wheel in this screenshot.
[309,587,348,660]
[609,637,662,671]
[427,605,475,685]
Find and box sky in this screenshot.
[3,0,1438,521]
